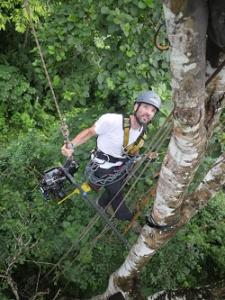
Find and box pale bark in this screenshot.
[180,153,225,224]
[90,154,225,300]
[152,0,208,226]
[89,1,225,299]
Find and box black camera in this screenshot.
[40,159,79,201]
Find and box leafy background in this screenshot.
[0,0,224,299]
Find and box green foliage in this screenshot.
[1,114,224,298]
[0,64,36,133]
[0,0,224,298]
[31,0,170,112]
[0,0,25,32]
[0,0,47,32]
[141,192,225,296]
[0,63,58,143]
[0,121,127,298]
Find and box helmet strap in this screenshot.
[134,103,143,126]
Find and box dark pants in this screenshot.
[94,166,133,221]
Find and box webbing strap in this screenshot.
[125,132,146,155]
[123,116,146,155]
[123,117,130,149]
[145,215,177,232]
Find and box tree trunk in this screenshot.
[89,1,225,299]
[90,154,225,300]
[152,0,208,227]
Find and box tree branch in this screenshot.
[180,152,225,224]
[89,154,225,299]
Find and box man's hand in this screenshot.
[147,151,158,161]
[61,142,74,158]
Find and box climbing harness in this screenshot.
[123,116,147,155]
[84,115,147,187]
[84,117,146,188]
[85,150,137,187]
[23,0,225,281]
[97,114,173,237]
[85,160,132,187]
[24,0,130,247]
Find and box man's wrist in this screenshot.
[71,142,77,149]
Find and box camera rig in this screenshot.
[39,158,130,247]
[40,159,79,201]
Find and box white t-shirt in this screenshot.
[93,113,142,169]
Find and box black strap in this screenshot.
[94,150,128,163]
[145,214,177,231]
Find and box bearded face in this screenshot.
[134,103,157,125]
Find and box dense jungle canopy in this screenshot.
[0,0,224,299]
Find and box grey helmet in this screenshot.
[135,91,161,110]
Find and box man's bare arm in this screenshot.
[61,125,96,157]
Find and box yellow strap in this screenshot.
[124,133,146,155]
[58,182,92,204]
[123,127,130,149]
[123,116,146,154]
[123,117,130,149]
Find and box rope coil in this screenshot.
[85,157,136,187]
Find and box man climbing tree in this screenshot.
[61,91,161,222]
[1,0,225,298]
[87,0,225,299]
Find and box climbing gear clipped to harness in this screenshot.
[93,149,128,164]
[85,115,147,187]
[84,152,136,188]
[123,116,147,155]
